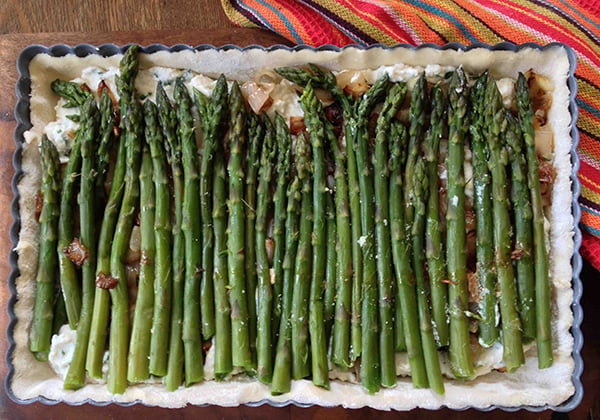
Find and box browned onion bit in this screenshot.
[64,237,88,267]
[96,272,119,290]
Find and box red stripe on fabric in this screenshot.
[581,231,600,271]
[331,0,416,43]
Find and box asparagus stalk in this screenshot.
[373,82,406,387]
[412,158,445,395]
[56,115,83,330]
[245,111,263,362]
[517,73,553,368]
[51,79,93,108]
[425,84,450,348]
[291,132,313,380]
[107,97,143,394]
[469,75,499,347]
[256,115,276,384]
[275,65,363,363]
[354,75,389,394]
[323,190,337,345]
[389,122,428,388]
[146,98,173,377]
[272,115,292,341]
[486,76,524,372]
[86,126,126,378]
[446,68,475,380]
[506,111,536,341]
[198,75,228,341]
[87,45,139,379]
[29,136,61,361]
[271,117,299,395]
[326,109,353,370]
[95,87,116,200]
[64,98,99,389]
[212,117,232,380]
[157,83,186,391]
[404,73,428,233]
[175,79,204,385]
[228,82,253,371]
[300,83,329,389]
[127,141,155,382]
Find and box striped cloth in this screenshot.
[221,0,600,271]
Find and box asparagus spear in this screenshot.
[108,98,143,394]
[56,113,83,330]
[469,75,498,347]
[300,83,329,389]
[86,125,126,378]
[412,157,445,395]
[51,79,93,108]
[175,79,204,385]
[245,111,263,362]
[228,82,253,371]
[291,132,313,380]
[517,73,553,368]
[127,141,155,382]
[272,115,292,341]
[404,73,428,233]
[446,68,475,380]
[389,122,428,388]
[486,76,524,372]
[157,83,186,391]
[506,111,536,341]
[425,84,450,348]
[323,189,337,345]
[275,65,363,363]
[146,98,173,377]
[95,87,116,200]
[87,45,139,379]
[354,75,389,394]
[29,136,61,361]
[373,82,406,387]
[64,98,99,389]
[326,108,353,370]
[271,118,299,395]
[212,117,232,380]
[198,75,228,341]
[255,115,276,384]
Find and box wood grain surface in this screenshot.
[0,2,598,419]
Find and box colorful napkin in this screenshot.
[222,0,600,271]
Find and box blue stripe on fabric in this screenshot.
[577,97,600,120]
[236,1,278,34]
[254,0,304,43]
[405,0,478,43]
[583,204,600,217]
[581,220,600,236]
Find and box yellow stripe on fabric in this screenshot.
[220,0,260,27]
[411,4,499,44]
[581,175,600,201]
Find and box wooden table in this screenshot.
[1,1,598,419]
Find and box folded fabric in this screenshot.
[221,0,600,271]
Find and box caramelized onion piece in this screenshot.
[241,81,274,114]
[289,116,306,136]
[35,190,43,222]
[64,237,88,267]
[96,272,118,290]
[539,158,556,207]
